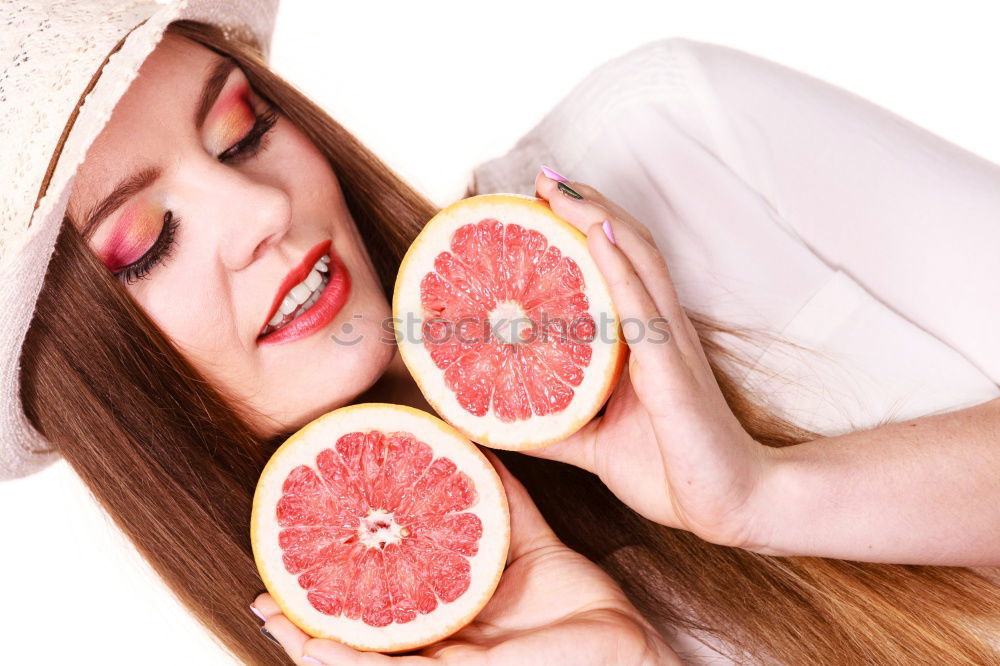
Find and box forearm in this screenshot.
[750,397,1000,566]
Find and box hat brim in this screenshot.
[0,0,279,480]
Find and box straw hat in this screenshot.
[0,0,280,480]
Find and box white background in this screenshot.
[3,1,999,663]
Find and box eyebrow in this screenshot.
[80,57,238,240]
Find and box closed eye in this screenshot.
[218,105,279,164]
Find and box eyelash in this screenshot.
[114,105,279,285]
[217,105,279,164]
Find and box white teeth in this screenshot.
[263,254,334,337]
[262,272,331,338]
[301,280,324,310]
[290,283,312,304]
[305,269,322,290]
[279,294,298,315]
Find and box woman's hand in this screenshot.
[527,167,777,551]
[250,450,677,665]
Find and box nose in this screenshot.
[218,175,293,271]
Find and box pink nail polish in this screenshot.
[301,656,323,665]
[249,604,266,622]
[540,164,568,182]
[602,219,617,245]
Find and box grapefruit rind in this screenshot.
[250,403,510,653]
[393,193,626,450]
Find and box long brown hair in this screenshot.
[19,20,1000,665]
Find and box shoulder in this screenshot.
[469,38,728,196]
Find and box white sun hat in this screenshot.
[0,0,280,480]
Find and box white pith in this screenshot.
[357,508,407,549]
[488,300,530,344]
[251,404,510,653]
[394,196,624,450]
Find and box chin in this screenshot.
[286,352,394,430]
[293,326,397,425]
[250,291,395,436]
[343,317,398,389]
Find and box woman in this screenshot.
[3,2,998,664]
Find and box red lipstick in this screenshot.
[258,239,331,336]
[257,240,351,346]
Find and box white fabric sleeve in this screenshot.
[665,38,1000,385]
[470,37,1000,434]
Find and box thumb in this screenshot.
[518,347,633,473]
[481,449,562,563]
[517,416,599,474]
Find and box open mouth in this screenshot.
[257,253,332,338]
[255,238,352,346]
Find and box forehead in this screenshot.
[67,33,221,225]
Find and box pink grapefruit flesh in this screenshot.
[251,403,510,653]
[393,194,626,450]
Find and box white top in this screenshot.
[472,37,1000,663]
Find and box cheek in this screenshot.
[136,260,234,354]
[266,130,319,193]
[267,117,337,186]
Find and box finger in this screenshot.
[534,170,612,237]
[519,412,600,474]
[535,170,655,244]
[251,592,282,618]
[597,217,680,322]
[599,218,706,366]
[587,221,687,397]
[481,449,562,563]
[420,641,478,660]
[256,609,441,664]
[302,637,437,665]
[250,594,304,660]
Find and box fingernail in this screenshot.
[557,181,583,200]
[249,604,266,622]
[301,656,323,665]
[602,219,616,245]
[260,627,280,645]
[540,164,568,182]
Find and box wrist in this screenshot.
[737,442,798,556]
[687,435,793,554]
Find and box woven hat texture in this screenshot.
[0,0,280,480]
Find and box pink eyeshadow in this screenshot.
[99,199,162,270]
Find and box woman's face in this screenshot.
[67,33,395,436]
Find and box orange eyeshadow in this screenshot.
[204,82,256,155]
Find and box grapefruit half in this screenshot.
[251,403,510,653]
[393,193,627,450]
